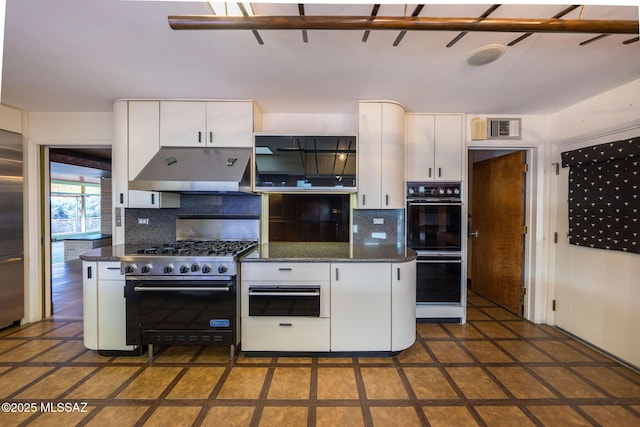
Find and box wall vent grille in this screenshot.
[487,118,522,140]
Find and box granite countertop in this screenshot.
[79,242,417,263]
[241,242,417,263]
[78,243,152,262]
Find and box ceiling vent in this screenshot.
[487,118,521,140]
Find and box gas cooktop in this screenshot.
[121,240,258,277]
[136,240,258,257]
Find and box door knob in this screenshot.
[469,230,479,238]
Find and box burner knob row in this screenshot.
[124,264,137,274]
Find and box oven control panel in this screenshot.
[120,258,235,276]
[406,182,462,201]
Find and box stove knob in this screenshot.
[124,264,137,274]
[141,264,153,274]
[454,188,460,195]
[201,264,212,274]
[446,188,452,194]
[217,264,228,274]
[164,264,174,274]
[438,188,445,194]
[180,264,190,274]
[191,263,201,273]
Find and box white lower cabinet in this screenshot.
[392,261,417,351]
[82,261,136,351]
[240,260,416,353]
[241,262,331,352]
[241,317,330,352]
[330,263,391,351]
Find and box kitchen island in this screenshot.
[240,242,417,356]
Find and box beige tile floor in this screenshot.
[1,291,639,426]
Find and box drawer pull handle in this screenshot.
[279,323,292,327]
[278,267,292,271]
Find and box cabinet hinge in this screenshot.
[523,163,529,173]
[552,162,560,175]
[552,299,556,311]
[522,287,526,296]
[523,225,528,235]
[553,232,558,244]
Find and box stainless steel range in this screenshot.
[121,239,257,277]
[122,217,259,360]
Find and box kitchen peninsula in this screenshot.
[240,242,417,355]
[79,241,417,357]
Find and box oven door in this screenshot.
[416,255,463,304]
[125,277,236,345]
[407,201,462,252]
[248,285,321,317]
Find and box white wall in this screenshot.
[25,112,114,322]
[261,113,355,134]
[548,78,640,368]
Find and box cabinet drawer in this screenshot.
[98,262,124,280]
[241,317,330,351]
[241,263,330,281]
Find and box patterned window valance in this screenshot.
[561,136,639,254]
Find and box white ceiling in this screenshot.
[3,1,640,115]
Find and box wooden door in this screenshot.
[470,151,526,314]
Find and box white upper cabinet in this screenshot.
[357,101,406,209]
[406,114,464,182]
[128,101,160,180]
[159,101,255,147]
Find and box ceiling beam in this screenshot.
[168,15,639,35]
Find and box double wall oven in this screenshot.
[121,217,259,359]
[406,182,465,321]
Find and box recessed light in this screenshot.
[467,44,506,66]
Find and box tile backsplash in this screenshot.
[125,193,261,244]
[352,209,405,246]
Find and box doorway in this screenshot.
[467,150,527,315]
[48,147,111,319]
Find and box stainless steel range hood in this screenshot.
[129,147,252,193]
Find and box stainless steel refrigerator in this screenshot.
[0,130,24,328]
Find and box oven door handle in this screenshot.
[417,259,462,264]
[248,291,320,297]
[407,201,462,205]
[133,286,231,292]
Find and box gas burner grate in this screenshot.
[137,240,257,257]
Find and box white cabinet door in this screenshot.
[96,263,134,351]
[206,101,254,147]
[82,261,98,350]
[434,115,464,181]
[128,101,160,180]
[380,102,406,208]
[331,263,391,351]
[357,101,406,209]
[128,190,180,208]
[160,101,207,147]
[357,102,383,208]
[391,260,416,351]
[406,114,463,182]
[160,101,254,147]
[406,114,435,181]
